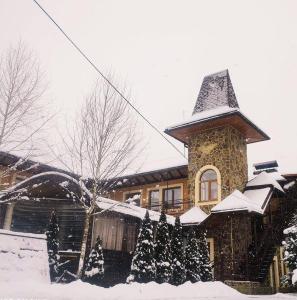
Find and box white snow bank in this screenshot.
[97,197,175,225]
[246,172,284,193]
[0,229,50,284]
[0,280,248,300]
[180,206,208,225]
[211,190,262,214]
[292,269,297,286]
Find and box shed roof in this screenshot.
[180,206,208,225]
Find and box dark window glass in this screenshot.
[149,190,160,211]
[163,187,182,209]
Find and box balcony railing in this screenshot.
[143,199,194,214]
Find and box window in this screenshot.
[125,192,141,206]
[148,190,160,211]
[200,170,218,201]
[163,187,182,209]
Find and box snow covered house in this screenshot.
[108,70,297,293]
[0,70,297,293]
[0,160,174,285]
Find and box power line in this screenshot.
[32,0,186,159]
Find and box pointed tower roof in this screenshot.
[192,70,239,114]
[165,70,270,144]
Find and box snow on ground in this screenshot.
[0,280,296,300]
[0,229,50,284]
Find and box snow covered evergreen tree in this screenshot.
[196,228,212,282]
[154,209,172,283]
[83,235,104,284]
[127,210,155,283]
[170,216,186,285]
[46,210,60,281]
[185,228,200,283]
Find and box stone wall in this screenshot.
[225,280,273,295]
[188,125,248,212]
[206,213,253,281]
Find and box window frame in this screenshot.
[148,189,160,211]
[162,186,182,209]
[195,165,221,206]
[123,190,142,207]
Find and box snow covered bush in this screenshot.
[170,216,186,285]
[197,228,213,282]
[127,210,155,283]
[185,228,200,283]
[46,210,60,281]
[283,224,297,285]
[83,236,104,284]
[154,209,172,283]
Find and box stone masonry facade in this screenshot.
[188,125,248,212]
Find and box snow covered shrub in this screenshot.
[196,228,212,282]
[185,228,201,283]
[127,210,155,283]
[154,209,172,283]
[170,216,186,285]
[83,235,104,284]
[46,210,60,281]
[283,224,297,285]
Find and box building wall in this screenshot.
[206,213,253,281]
[188,125,248,213]
[111,178,189,215]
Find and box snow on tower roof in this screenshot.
[192,69,239,114]
[246,171,285,192]
[96,197,175,225]
[211,190,263,214]
[180,206,208,225]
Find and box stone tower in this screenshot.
[165,70,269,212]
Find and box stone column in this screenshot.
[3,203,15,230]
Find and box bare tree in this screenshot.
[0,41,51,187]
[52,76,139,277]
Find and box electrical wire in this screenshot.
[32,0,187,159]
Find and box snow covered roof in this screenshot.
[211,190,263,214]
[192,69,239,114]
[96,197,175,225]
[246,171,285,192]
[0,229,49,283]
[166,105,239,130]
[243,187,273,214]
[180,206,208,225]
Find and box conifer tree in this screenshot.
[154,209,172,283]
[127,210,155,283]
[170,216,186,285]
[83,235,104,284]
[185,227,200,283]
[46,210,60,281]
[197,228,213,282]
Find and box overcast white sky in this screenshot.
[1,0,297,176]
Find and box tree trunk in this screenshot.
[77,211,91,278]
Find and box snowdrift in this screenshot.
[0,229,50,283]
[0,280,248,300]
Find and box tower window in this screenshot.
[200,170,218,201]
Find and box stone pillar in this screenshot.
[3,203,15,230]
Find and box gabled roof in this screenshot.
[211,190,263,214]
[246,171,285,192]
[180,206,208,225]
[192,69,239,114]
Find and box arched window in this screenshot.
[200,169,218,201]
[195,165,221,205]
